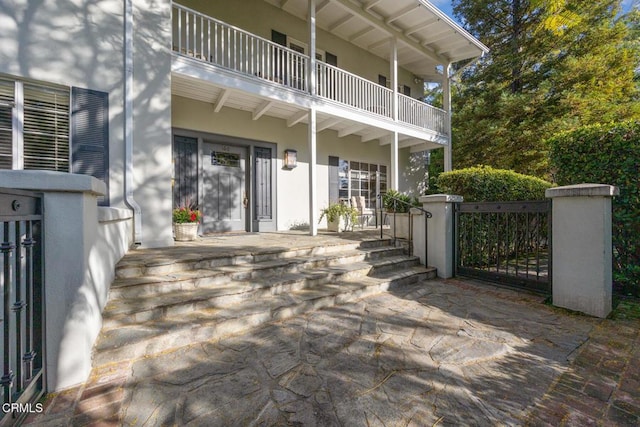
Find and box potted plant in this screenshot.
[173,204,202,241]
[319,202,358,232]
[381,190,418,239]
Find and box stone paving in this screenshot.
[26,275,640,426]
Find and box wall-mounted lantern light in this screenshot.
[283,149,297,169]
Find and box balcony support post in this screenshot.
[391,132,399,190]
[443,62,452,171]
[389,37,399,190]
[308,107,318,236]
[308,0,317,95]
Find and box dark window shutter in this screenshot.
[328,155,339,203]
[71,87,109,206]
[325,52,337,67]
[271,30,287,46]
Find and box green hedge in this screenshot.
[436,166,553,202]
[548,121,640,296]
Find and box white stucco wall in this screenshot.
[0,0,174,248]
[172,95,393,230]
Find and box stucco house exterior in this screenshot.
[1,0,487,248]
[0,0,488,400]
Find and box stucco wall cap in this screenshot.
[0,170,106,196]
[545,183,619,199]
[419,194,464,203]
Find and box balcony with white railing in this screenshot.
[172,3,448,137]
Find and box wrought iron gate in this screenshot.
[455,201,551,294]
[0,189,45,426]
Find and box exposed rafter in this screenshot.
[386,4,421,25]
[317,117,342,132]
[212,88,231,113]
[361,129,389,142]
[316,0,331,14]
[338,123,367,138]
[329,14,354,32]
[279,0,291,9]
[349,26,375,42]
[330,0,446,65]
[367,38,389,52]
[364,0,382,11]
[404,18,438,37]
[287,110,308,127]
[252,100,274,120]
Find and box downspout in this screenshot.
[124,0,142,245]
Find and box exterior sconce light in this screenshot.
[283,149,297,169]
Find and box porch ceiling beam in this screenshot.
[399,138,421,148]
[349,26,375,42]
[317,117,342,132]
[364,0,382,11]
[212,88,231,113]
[404,18,438,37]
[386,4,421,25]
[316,0,331,14]
[253,100,274,120]
[287,110,308,127]
[379,134,410,145]
[410,142,442,153]
[367,38,389,52]
[329,14,354,32]
[279,0,291,9]
[361,129,389,142]
[331,0,446,64]
[338,123,367,138]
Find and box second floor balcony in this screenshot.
[172,3,449,138]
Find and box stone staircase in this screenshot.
[92,236,436,368]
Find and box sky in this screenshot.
[428,0,639,26]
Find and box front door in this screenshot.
[202,142,247,232]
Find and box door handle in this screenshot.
[242,192,249,209]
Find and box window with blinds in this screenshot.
[0,76,70,172]
[0,79,14,169]
[23,83,70,171]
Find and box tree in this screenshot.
[450,0,640,178]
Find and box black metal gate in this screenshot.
[455,200,551,294]
[0,189,45,426]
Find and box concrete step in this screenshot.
[115,238,394,279]
[102,261,377,329]
[109,245,407,300]
[92,265,436,367]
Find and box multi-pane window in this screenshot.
[0,76,70,172]
[338,159,387,209]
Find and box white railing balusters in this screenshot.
[398,93,447,135]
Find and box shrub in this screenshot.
[548,121,640,296]
[436,166,553,202]
[382,189,418,213]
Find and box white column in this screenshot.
[390,37,398,121]
[389,37,399,190]
[442,62,452,171]
[308,107,318,236]
[308,0,316,96]
[546,184,618,318]
[390,132,399,190]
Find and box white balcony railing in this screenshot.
[398,94,447,135]
[317,62,393,119]
[173,4,308,91]
[172,3,447,136]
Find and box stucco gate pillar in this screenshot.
[419,194,463,279]
[546,184,619,318]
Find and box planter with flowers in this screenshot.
[173,206,202,241]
